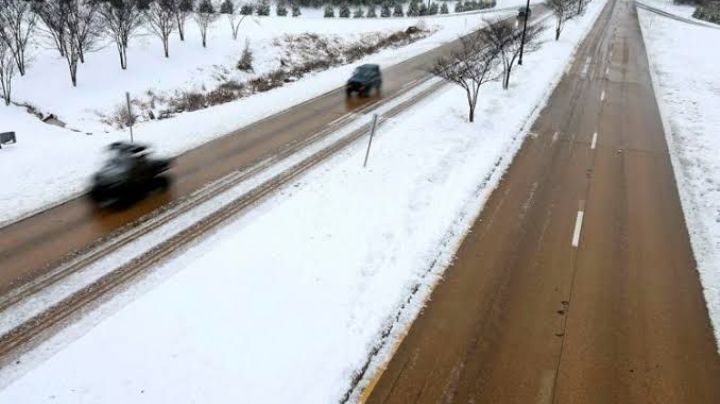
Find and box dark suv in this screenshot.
[346,64,382,97]
[517,6,532,20]
[90,142,172,207]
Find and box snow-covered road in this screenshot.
[0,1,608,402]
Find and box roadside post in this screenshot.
[518,0,531,65]
[0,131,16,149]
[125,92,134,143]
[363,114,379,168]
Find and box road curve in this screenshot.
[362,0,720,402]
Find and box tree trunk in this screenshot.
[116,43,128,69]
[57,41,66,57]
[2,85,10,106]
[14,48,26,76]
[120,46,127,70]
[79,46,85,64]
[504,67,512,89]
[177,16,185,41]
[202,30,207,48]
[1,80,10,105]
[163,39,169,58]
[70,62,78,87]
[556,27,561,40]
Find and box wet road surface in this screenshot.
[0,11,547,297]
[363,0,720,402]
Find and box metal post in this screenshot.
[363,114,379,168]
[518,0,531,66]
[125,92,134,143]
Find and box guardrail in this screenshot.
[636,1,720,30]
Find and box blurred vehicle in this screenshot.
[517,6,532,20]
[89,142,172,207]
[346,64,382,97]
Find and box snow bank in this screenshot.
[638,9,720,344]
[0,1,608,402]
[638,0,697,19]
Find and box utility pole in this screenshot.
[518,0,531,66]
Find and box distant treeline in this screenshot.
[298,0,451,7]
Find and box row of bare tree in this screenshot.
[431,19,543,123]
[547,0,588,40]
[431,0,589,123]
[0,0,249,102]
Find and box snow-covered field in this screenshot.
[0,1,533,226]
[637,0,696,18]
[0,1,607,402]
[639,9,720,343]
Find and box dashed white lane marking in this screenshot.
[581,57,592,78]
[572,201,586,248]
[605,66,610,76]
[591,132,598,150]
[600,90,605,101]
[552,131,559,143]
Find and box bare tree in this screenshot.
[576,0,586,15]
[34,1,80,86]
[0,0,38,76]
[97,0,146,70]
[480,19,544,89]
[34,0,69,58]
[73,0,102,64]
[147,0,177,57]
[34,0,99,86]
[220,0,245,40]
[194,0,218,48]
[430,33,500,122]
[0,39,16,105]
[174,0,194,41]
[546,0,578,40]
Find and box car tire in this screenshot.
[89,186,104,203]
[155,175,171,191]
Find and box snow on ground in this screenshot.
[637,0,697,19]
[0,1,607,403]
[0,1,533,226]
[639,10,720,343]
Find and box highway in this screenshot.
[362,0,720,402]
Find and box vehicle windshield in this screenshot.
[103,156,133,172]
[353,67,375,78]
